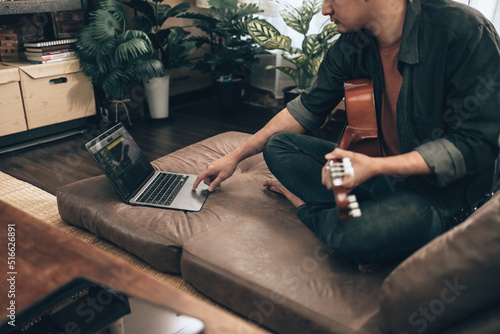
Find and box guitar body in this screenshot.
[327,79,380,220]
[340,79,381,157]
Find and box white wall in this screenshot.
[454,0,500,31]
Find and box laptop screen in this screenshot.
[86,124,155,201]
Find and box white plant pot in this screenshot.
[144,71,170,119]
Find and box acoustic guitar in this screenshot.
[325,78,381,220]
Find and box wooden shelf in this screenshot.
[0,0,94,149]
[0,0,87,15]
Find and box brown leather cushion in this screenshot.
[57,132,269,274]
[180,212,394,333]
[379,190,500,334]
[57,131,394,333]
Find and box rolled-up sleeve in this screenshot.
[415,139,467,187]
[287,95,328,130]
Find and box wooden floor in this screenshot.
[0,98,278,195]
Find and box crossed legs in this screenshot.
[263,133,444,269]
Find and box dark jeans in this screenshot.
[263,133,444,265]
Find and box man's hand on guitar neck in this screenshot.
[322,148,433,191]
[322,149,378,191]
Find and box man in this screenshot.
[193,0,500,271]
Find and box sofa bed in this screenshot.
[57,131,500,334]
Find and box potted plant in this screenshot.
[124,0,198,119]
[247,0,339,104]
[181,0,266,113]
[75,0,163,126]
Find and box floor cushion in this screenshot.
[57,131,393,333]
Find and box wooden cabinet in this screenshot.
[0,0,95,151]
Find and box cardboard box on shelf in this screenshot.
[0,64,27,136]
[5,59,96,129]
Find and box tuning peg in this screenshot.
[350,208,362,218]
[342,158,354,178]
[347,195,362,217]
[347,195,358,205]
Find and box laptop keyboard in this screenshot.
[137,173,187,206]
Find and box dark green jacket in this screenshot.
[287,0,500,225]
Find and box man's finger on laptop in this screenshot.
[208,176,225,192]
[192,174,205,191]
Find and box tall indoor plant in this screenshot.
[75,0,163,126]
[181,0,265,112]
[247,0,339,103]
[124,0,197,119]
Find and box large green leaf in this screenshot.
[247,19,291,51]
[78,60,107,86]
[180,12,219,35]
[318,22,339,43]
[132,15,153,34]
[302,0,323,18]
[76,27,100,61]
[124,0,155,23]
[158,2,190,27]
[308,55,323,76]
[282,53,308,67]
[262,35,292,50]
[277,0,322,35]
[160,27,197,69]
[231,3,263,20]
[116,30,153,63]
[179,12,210,21]
[208,0,238,10]
[130,58,164,82]
[102,67,129,99]
[302,34,322,57]
[90,11,120,42]
[99,0,127,28]
[281,7,308,35]
[266,65,298,83]
[187,35,212,48]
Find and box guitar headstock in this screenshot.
[326,158,362,221]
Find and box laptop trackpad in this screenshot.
[168,176,209,212]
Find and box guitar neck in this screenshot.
[326,158,361,221]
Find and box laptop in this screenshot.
[85,123,209,211]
